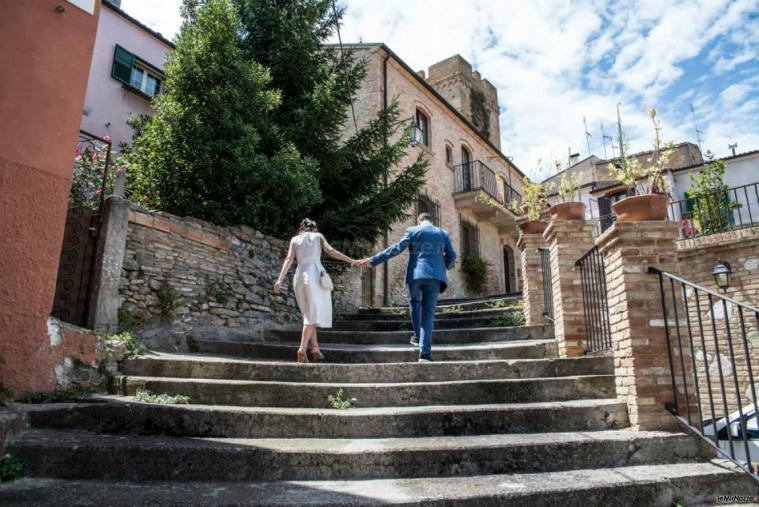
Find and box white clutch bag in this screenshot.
[319,269,334,291]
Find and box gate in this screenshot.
[575,245,612,352]
[51,130,112,327]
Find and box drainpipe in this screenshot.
[382,51,390,307]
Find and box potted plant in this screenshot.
[518,177,548,234]
[607,108,672,221]
[549,169,586,220]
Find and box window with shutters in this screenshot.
[111,45,163,99]
[459,217,480,257]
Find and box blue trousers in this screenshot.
[409,279,441,358]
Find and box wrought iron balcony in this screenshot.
[453,160,522,208]
[452,160,522,233]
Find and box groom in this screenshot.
[360,213,457,362]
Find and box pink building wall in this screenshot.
[80,2,172,148]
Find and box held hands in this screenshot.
[273,280,282,293]
[348,258,372,268]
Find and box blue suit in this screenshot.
[370,222,457,359]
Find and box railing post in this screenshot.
[596,221,683,430]
[88,196,129,332]
[517,233,547,326]
[544,219,595,357]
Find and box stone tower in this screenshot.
[426,55,501,149]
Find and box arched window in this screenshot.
[415,109,430,146]
[445,145,453,167]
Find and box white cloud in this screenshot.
[115,0,759,179]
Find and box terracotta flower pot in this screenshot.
[549,202,587,220]
[519,220,547,234]
[612,194,669,222]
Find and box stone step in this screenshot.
[332,314,525,331]
[195,339,557,363]
[341,306,521,322]
[266,326,550,344]
[9,429,705,482]
[360,295,521,315]
[121,353,614,383]
[24,398,629,438]
[112,374,616,408]
[2,461,753,506]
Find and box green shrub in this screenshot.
[134,389,190,405]
[18,387,91,404]
[108,331,140,358]
[157,282,178,317]
[207,280,231,305]
[327,388,353,409]
[185,331,199,353]
[0,455,25,482]
[461,255,490,293]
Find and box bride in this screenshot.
[274,218,359,363]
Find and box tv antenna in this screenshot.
[583,116,592,156]
[728,143,738,156]
[600,121,613,160]
[689,103,705,151]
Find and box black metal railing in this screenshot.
[453,160,522,209]
[650,267,759,481]
[576,246,612,352]
[538,247,554,321]
[669,182,759,239]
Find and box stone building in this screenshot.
[340,44,526,306]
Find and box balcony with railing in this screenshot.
[588,181,759,239]
[452,160,522,232]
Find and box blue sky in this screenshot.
[121,0,759,180]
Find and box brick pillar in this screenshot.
[517,233,546,326]
[544,220,595,357]
[597,221,683,430]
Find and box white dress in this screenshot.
[292,232,332,328]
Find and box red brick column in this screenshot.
[544,220,595,357]
[597,221,684,430]
[517,233,547,326]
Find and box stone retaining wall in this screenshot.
[118,205,362,345]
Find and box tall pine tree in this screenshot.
[234,0,428,245]
[129,0,321,236]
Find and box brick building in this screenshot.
[342,44,526,306]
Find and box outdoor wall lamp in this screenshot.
[390,116,421,146]
[712,259,732,291]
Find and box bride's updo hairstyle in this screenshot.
[299,218,318,233]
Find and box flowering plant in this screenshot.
[70,135,127,209]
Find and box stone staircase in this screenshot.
[2,298,757,506]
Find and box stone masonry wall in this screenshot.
[676,225,759,416]
[118,205,362,345]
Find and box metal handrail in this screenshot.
[669,181,759,239]
[649,266,759,482]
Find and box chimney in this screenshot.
[570,152,580,166]
[416,70,426,79]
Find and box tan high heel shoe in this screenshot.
[310,348,325,363]
[297,348,309,363]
